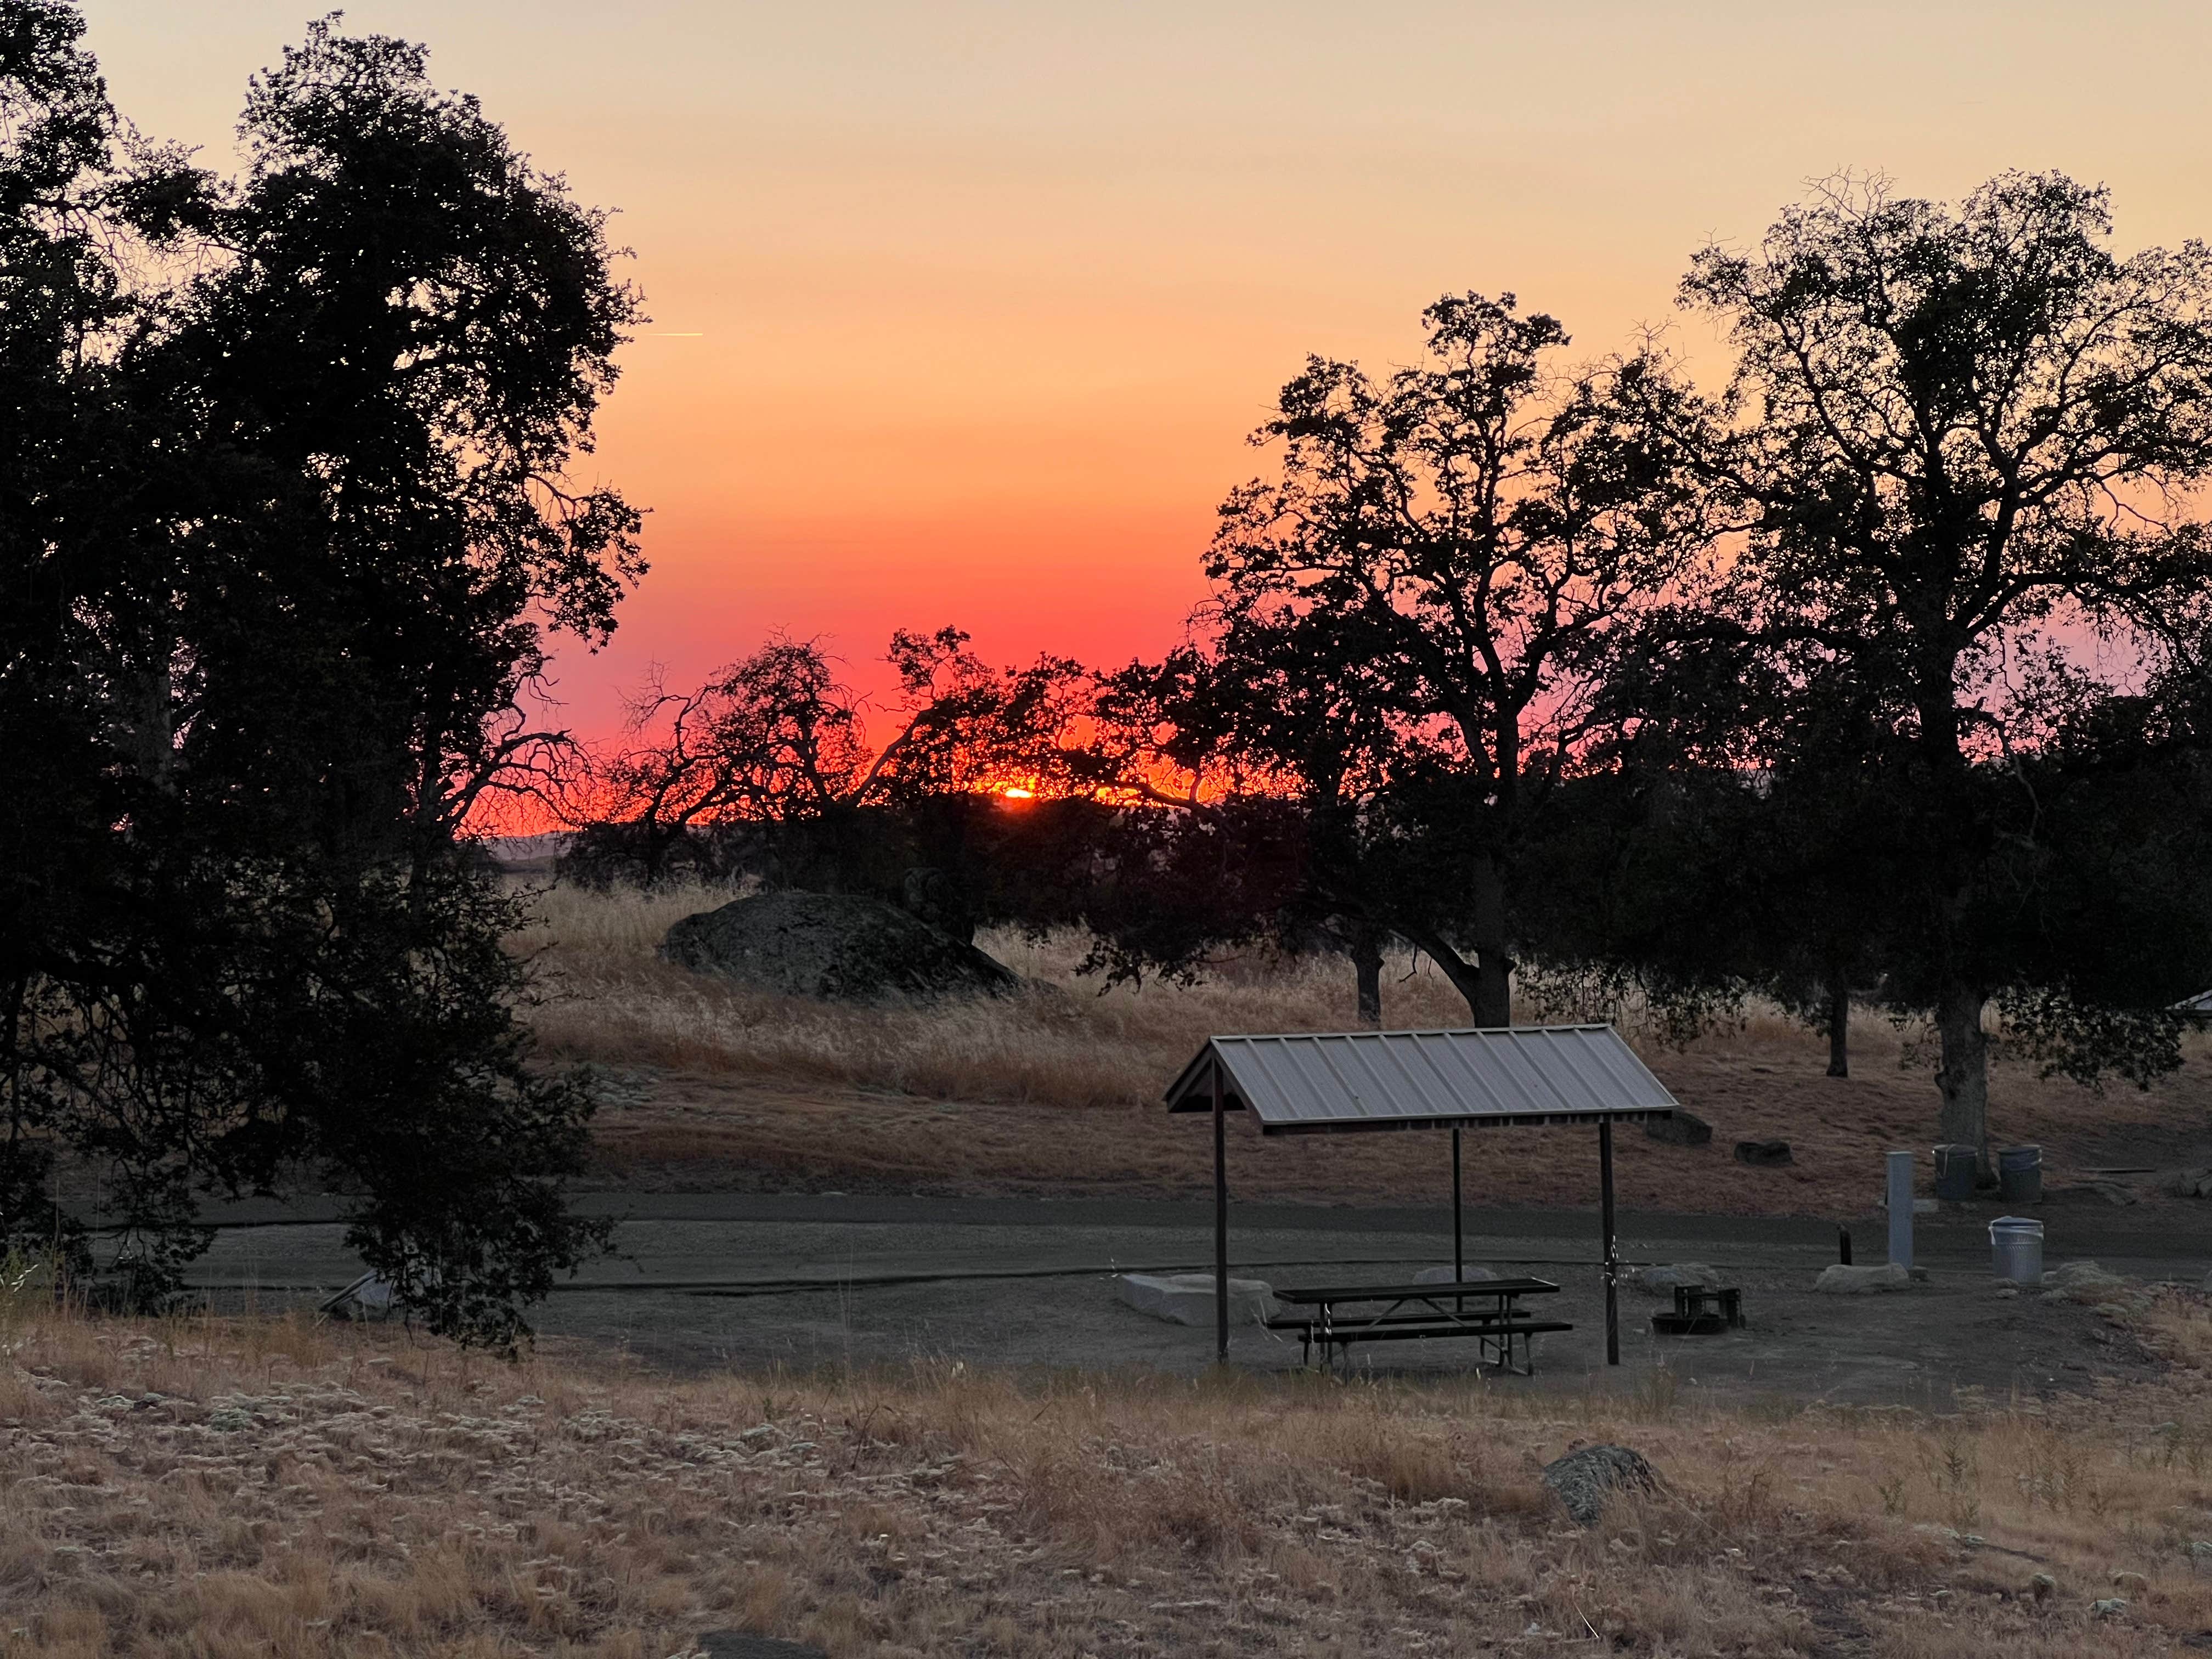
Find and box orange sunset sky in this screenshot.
[82,1,2212,738]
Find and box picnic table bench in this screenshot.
[1267,1277,1570,1374]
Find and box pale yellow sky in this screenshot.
[80,1,2212,726]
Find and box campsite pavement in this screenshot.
[183,1192,2210,1406]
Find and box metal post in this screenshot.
[1886,1149,1914,1269]
[1213,1059,1229,1364]
[1451,1124,1464,1283]
[1600,1118,1619,1366]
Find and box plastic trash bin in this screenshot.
[1989,1216,2044,1283]
[1933,1143,1978,1201]
[1998,1144,2042,1205]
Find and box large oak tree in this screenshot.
[0,9,640,1341]
[1630,172,2212,1161]
[1201,293,1707,1023]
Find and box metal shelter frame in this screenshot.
[1165,1025,1679,1367]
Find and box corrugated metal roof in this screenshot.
[1165,1025,1676,1134]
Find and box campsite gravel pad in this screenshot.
[178,1194,2203,1406]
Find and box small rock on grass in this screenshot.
[2089,1597,2129,1618]
[1815,1262,1924,1294]
[1644,1110,1713,1148]
[2045,1261,2125,1291]
[1541,1444,1660,1527]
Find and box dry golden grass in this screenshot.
[518,881,1476,1110]
[514,882,2212,1216]
[15,1266,2212,1656]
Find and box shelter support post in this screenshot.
[1451,1125,1464,1284]
[1600,1119,1619,1366]
[1886,1149,1914,1268]
[1213,1060,1229,1364]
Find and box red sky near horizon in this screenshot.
[83,2,2212,743]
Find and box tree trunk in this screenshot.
[1463,855,1513,1026]
[1405,927,1510,1028]
[1825,980,1850,1078]
[1934,982,1990,1171]
[1348,921,1384,1028]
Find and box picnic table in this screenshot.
[1267,1277,1570,1374]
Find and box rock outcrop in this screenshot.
[661,890,1020,1002]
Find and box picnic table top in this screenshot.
[1273,1277,1560,1305]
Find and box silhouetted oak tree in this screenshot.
[0,12,638,1341]
[1628,172,2212,1161]
[1202,294,1708,1023]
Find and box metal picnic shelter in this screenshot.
[1165,1025,1678,1367]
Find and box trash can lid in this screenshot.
[1988,1215,2044,1233]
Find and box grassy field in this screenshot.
[13,1270,2212,1657]
[518,882,2212,1216]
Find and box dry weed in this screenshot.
[5,1275,2212,1655]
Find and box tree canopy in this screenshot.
[0,8,640,1342]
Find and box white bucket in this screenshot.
[1989,1216,2044,1283]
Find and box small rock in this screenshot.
[2089,1597,2129,1618]
[2112,1571,2150,1592]
[1815,1262,1915,1295]
[2045,1261,2121,1288]
[1115,1273,1277,1327]
[2030,1572,2055,1600]
[1994,1286,2019,1299]
[1540,1444,1661,1527]
[1645,1111,1713,1148]
[2190,1539,2212,1564]
[1734,1139,1793,1167]
[1630,1263,1724,1297]
[2043,1262,2132,1303]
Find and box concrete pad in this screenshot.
[1114,1272,1277,1327]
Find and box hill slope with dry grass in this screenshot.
[517,884,2212,1217]
[15,1276,2212,1657]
